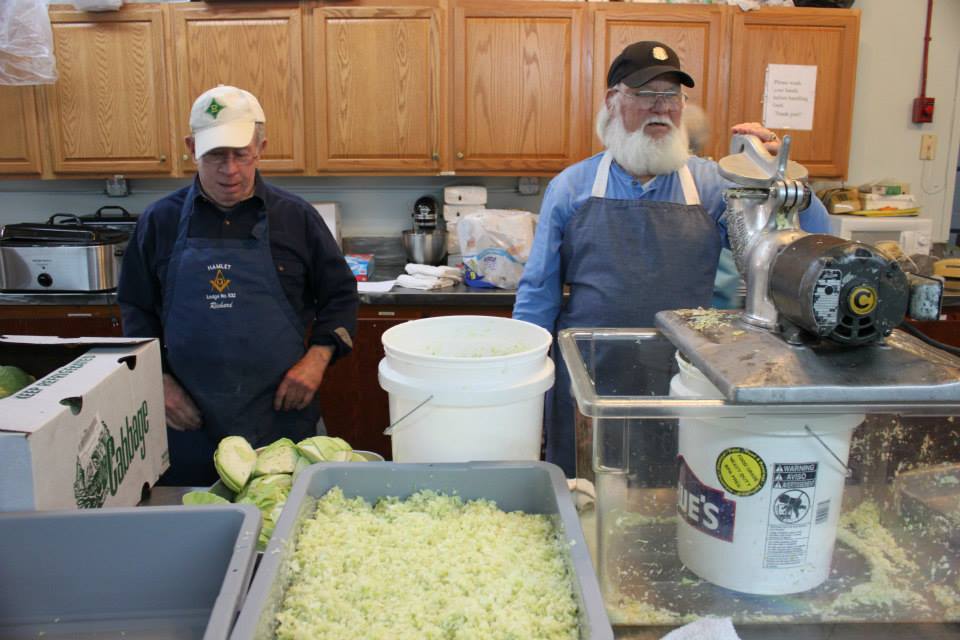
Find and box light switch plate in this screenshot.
[920,134,937,160]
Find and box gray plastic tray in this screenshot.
[231,461,614,639]
[0,504,260,640]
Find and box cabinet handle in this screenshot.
[456,152,464,159]
[432,152,440,161]
[182,154,190,161]
[159,154,167,162]
[67,313,93,318]
[377,311,396,317]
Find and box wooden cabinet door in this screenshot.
[44,7,173,174]
[318,308,422,460]
[727,7,859,178]
[171,4,305,174]
[309,2,445,173]
[452,0,587,174]
[591,4,728,160]
[0,86,42,175]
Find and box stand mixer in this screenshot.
[402,196,447,266]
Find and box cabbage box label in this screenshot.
[74,400,151,508]
[13,355,97,400]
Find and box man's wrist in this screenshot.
[308,344,335,363]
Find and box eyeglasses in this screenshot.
[615,89,687,111]
[201,148,259,167]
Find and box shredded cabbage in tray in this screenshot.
[275,487,580,639]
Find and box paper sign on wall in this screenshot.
[762,64,817,131]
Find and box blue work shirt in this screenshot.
[118,173,359,365]
[513,153,831,332]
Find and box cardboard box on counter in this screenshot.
[0,336,168,511]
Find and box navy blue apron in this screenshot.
[159,192,320,485]
[547,152,722,477]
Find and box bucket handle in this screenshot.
[383,394,433,436]
[804,425,853,478]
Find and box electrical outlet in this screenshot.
[105,175,129,197]
[517,176,540,195]
[920,134,937,161]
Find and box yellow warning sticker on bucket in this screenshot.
[716,447,767,496]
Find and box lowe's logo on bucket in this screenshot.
[677,456,736,542]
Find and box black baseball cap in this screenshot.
[607,41,695,89]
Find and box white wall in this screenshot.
[841,0,960,241]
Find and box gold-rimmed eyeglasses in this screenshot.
[201,148,260,167]
[615,89,687,111]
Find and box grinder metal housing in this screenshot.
[720,134,910,346]
[654,135,956,405]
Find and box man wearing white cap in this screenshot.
[513,42,831,478]
[119,86,358,485]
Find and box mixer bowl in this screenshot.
[402,229,447,266]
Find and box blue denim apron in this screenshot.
[547,152,722,477]
[160,194,320,485]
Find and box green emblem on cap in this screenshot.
[206,98,225,119]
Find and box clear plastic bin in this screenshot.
[560,328,960,633]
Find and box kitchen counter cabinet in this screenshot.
[0,86,42,176]
[308,0,446,173]
[909,305,960,348]
[0,304,122,338]
[43,6,175,176]
[170,4,306,175]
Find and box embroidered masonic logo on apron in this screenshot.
[209,269,231,293]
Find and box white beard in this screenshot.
[597,107,690,178]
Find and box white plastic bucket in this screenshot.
[670,352,863,595]
[378,315,554,463]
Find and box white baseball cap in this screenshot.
[189,85,266,159]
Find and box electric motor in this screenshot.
[769,234,910,345]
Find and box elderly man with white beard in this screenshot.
[513,41,831,478]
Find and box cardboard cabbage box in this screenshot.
[0,336,168,511]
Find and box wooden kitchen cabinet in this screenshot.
[590,4,729,161]
[317,303,512,459]
[42,6,174,175]
[726,7,859,178]
[0,305,123,338]
[308,1,446,173]
[451,0,589,174]
[170,4,306,174]
[0,86,42,176]
[4,2,861,180]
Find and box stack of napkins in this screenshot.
[395,263,463,290]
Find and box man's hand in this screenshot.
[274,345,334,412]
[731,122,781,155]
[163,373,202,431]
